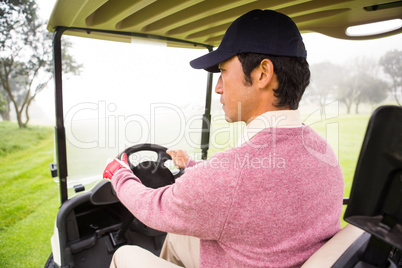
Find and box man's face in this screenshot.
[215,56,259,123]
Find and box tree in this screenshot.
[305,62,341,109]
[354,74,388,113]
[380,49,402,106]
[0,90,7,116]
[0,0,81,127]
[336,57,378,114]
[337,76,359,114]
[360,76,388,110]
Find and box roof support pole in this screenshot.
[53,27,68,204]
[201,47,214,160]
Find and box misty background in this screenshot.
[5,0,398,127]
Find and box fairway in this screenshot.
[0,122,58,267]
[0,114,370,266]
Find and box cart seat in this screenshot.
[302,225,368,267]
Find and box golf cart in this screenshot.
[45,0,402,267]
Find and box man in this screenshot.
[104,9,344,268]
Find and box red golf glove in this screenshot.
[103,153,130,181]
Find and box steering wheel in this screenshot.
[118,143,184,188]
[105,144,185,241]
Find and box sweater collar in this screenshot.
[236,110,302,147]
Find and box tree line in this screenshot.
[0,0,81,128]
[0,1,401,128]
[303,50,402,114]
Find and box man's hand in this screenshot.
[103,153,130,181]
[166,149,189,169]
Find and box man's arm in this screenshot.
[167,149,203,169]
[110,151,238,240]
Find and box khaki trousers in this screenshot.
[109,233,200,268]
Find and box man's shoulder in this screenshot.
[248,125,327,144]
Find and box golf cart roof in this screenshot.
[47,0,402,47]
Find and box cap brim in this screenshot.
[190,49,236,73]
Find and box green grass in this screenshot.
[0,121,52,157]
[0,115,370,266]
[0,122,58,268]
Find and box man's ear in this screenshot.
[257,59,275,88]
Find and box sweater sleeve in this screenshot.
[111,152,238,240]
[185,158,203,168]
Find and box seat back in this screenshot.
[303,106,402,268]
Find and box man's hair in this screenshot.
[237,53,310,110]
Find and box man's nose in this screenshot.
[215,75,223,94]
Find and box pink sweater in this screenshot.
[112,126,344,267]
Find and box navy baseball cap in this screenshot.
[190,9,307,73]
